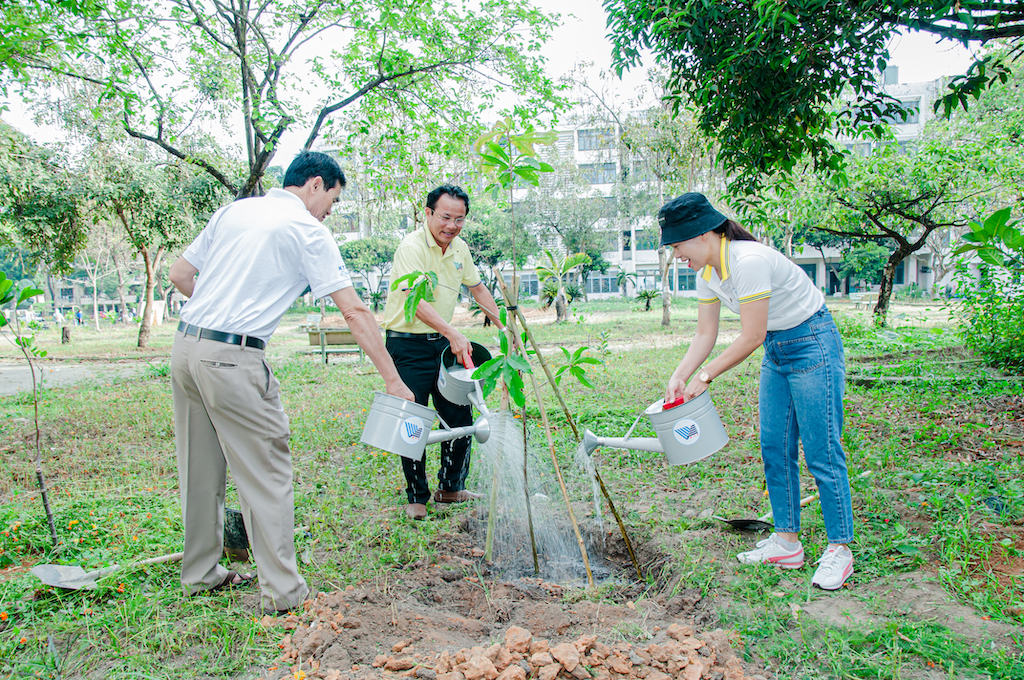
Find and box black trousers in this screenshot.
[386,335,473,504]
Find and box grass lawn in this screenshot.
[0,298,1021,678]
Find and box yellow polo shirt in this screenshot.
[382,226,482,333]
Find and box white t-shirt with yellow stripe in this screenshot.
[696,239,824,331]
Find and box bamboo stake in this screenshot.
[503,276,539,574]
[493,268,642,581]
[494,272,593,587]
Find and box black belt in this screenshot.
[178,321,266,350]
[386,330,443,340]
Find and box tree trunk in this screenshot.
[874,250,908,328]
[111,249,130,323]
[137,245,165,348]
[555,293,567,322]
[92,279,101,330]
[659,247,671,327]
[44,270,58,315]
[163,284,175,321]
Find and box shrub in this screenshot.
[955,265,1024,369]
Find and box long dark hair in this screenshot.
[713,219,758,242]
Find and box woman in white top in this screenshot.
[660,193,854,590]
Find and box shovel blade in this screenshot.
[712,516,774,533]
[30,564,98,590]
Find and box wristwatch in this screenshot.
[698,369,713,384]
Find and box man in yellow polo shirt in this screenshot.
[383,185,504,520]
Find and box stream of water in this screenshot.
[472,411,617,585]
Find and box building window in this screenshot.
[637,268,660,290]
[799,264,816,285]
[585,273,616,294]
[895,261,905,285]
[881,99,920,125]
[508,273,539,298]
[577,127,615,151]
[631,160,652,182]
[661,270,696,291]
[635,230,659,251]
[60,287,75,300]
[580,162,616,185]
[676,270,696,291]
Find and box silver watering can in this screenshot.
[360,343,493,460]
[583,391,729,465]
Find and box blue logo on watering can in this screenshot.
[672,418,700,445]
[439,372,446,388]
[400,416,426,445]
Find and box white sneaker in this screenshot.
[811,544,854,590]
[736,533,804,569]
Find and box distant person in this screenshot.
[168,151,413,615]
[53,309,65,325]
[75,309,83,326]
[658,193,854,590]
[382,185,503,521]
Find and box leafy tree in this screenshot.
[11,0,563,199]
[837,243,890,288]
[810,137,979,326]
[461,199,539,293]
[97,152,226,347]
[578,248,611,302]
[0,122,87,274]
[339,234,399,293]
[604,0,1024,191]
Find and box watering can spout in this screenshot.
[425,415,490,445]
[582,429,664,455]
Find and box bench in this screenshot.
[299,322,364,364]
[850,292,879,311]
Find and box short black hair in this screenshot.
[426,185,469,215]
[283,151,346,191]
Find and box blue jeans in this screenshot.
[759,306,853,544]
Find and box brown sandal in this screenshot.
[208,569,256,593]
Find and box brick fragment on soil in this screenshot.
[549,642,579,672]
[270,591,761,680]
[504,626,532,653]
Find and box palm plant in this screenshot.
[635,288,661,311]
[535,249,591,322]
[616,270,637,297]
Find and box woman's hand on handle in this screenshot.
[665,375,687,404]
[682,376,709,402]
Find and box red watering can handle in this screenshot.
[664,395,686,410]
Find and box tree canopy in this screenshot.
[4,0,564,199]
[604,0,1024,191]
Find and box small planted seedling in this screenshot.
[0,271,58,546]
[553,346,603,389]
[390,270,438,324]
[472,309,532,408]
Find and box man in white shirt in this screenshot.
[169,151,413,615]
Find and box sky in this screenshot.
[3,1,978,163]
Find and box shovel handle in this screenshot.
[756,493,818,523]
[132,552,184,567]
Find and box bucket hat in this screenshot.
[658,193,728,247]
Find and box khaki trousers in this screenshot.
[171,331,308,611]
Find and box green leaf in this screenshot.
[17,287,43,304]
[507,354,532,373]
[508,371,526,408]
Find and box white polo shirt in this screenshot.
[180,188,352,343]
[696,239,824,331]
